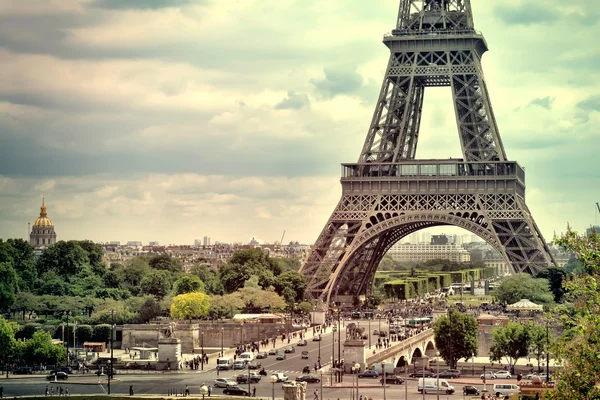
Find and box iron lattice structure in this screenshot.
[299,0,556,303]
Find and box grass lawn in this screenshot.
[446,294,495,306]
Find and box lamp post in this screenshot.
[270,374,278,400]
[351,365,357,400]
[422,351,426,400]
[318,368,325,400]
[354,362,360,400]
[436,351,440,400]
[337,308,342,383]
[368,316,371,349]
[108,310,115,395]
[64,311,70,368]
[546,320,550,383]
[318,334,321,366]
[201,331,204,371]
[381,360,387,400]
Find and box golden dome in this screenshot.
[33,198,54,228]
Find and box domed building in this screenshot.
[30,198,57,248]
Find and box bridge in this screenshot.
[366,328,436,368]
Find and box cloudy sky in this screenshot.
[0,0,599,245]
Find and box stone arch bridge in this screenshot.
[366,329,437,369]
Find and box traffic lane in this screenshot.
[260,332,338,373]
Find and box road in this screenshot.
[2,318,491,399]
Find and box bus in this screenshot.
[407,317,431,327]
[351,312,361,319]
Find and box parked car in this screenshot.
[214,378,237,388]
[256,351,268,359]
[437,370,460,379]
[268,348,278,356]
[301,351,309,359]
[271,373,288,382]
[295,375,320,383]
[297,340,308,346]
[284,346,295,354]
[248,360,261,370]
[373,329,379,335]
[358,370,379,379]
[380,374,404,384]
[223,386,250,396]
[282,380,296,389]
[46,372,68,381]
[495,371,512,379]
[480,371,497,380]
[463,385,480,395]
[312,335,322,342]
[13,367,33,375]
[445,369,461,377]
[276,353,286,360]
[525,373,538,380]
[538,373,552,381]
[409,370,435,378]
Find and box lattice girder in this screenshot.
[300,0,554,302]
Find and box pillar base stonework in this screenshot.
[157,338,182,370]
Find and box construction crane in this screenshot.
[279,230,286,246]
[596,202,600,214]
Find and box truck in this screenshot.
[418,378,455,395]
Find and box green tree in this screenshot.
[274,270,306,302]
[36,241,89,277]
[189,264,224,295]
[23,330,65,365]
[93,324,113,343]
[139,297,162,322]
[77,240,106,275]
[208,295,240,319]
[433,308,478,369]
[527,323,549,373]
[170,292,211,320]
[495,273,554,306]
[148,254,184,274]
[15,323,42,340]
[489,321,530,368]
[0,317,17,367]
[547,228,600,399]
[12,291,39,320]
[2,239,37,290]
[76,324,94,343]
[0,262,18,312]
[173,274,206,295]
[296,301,313,315]
[234,287,286,313]
[535,267,568,303]
[140,270,172,299]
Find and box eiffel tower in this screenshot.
[299,0,556,303]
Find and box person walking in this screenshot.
[252,386,256,397]
[208,385,211,397]
[129,385,134,396]
[313,389,319,400]
[45,386,49,396]
[0,385,3,399]
[65,387,69,396]
[185,385,190,396]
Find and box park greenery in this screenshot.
[433,307,478,369]
[0,239,307,350]
[547,228,600,399]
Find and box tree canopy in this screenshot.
[489,321,531,368]
[170,292,211,320]
[433,308,478,369]
[495,273,554,306]
[547,228,600,399]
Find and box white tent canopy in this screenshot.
[506,299,543,312]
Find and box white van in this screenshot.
[239,352,255,362]
[233,359,247,370]
[216,357,234,370]
[493,384,520,397]
[418,378,455,395]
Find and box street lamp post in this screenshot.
[64,311,70,368]
[351,365,357,400]
[546,320,550,383]
[270,375,278,400]
[436,351,440,400]
[354,362,360,400]
[201,331,204,371]
[368,316,371,349]
[422,352,426,400]
[318,368,325,400]
[337,309,342,383]
[108,310,115,395]
[381,360,387,400]
[318,335,321,366]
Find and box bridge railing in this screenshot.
[366,327,434,366]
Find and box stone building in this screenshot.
[29,198,57,248]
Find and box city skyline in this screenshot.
[1,0,599,245]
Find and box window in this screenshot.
[420,165,437,176]
[401,165,418,176]
[439,164,457,176]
